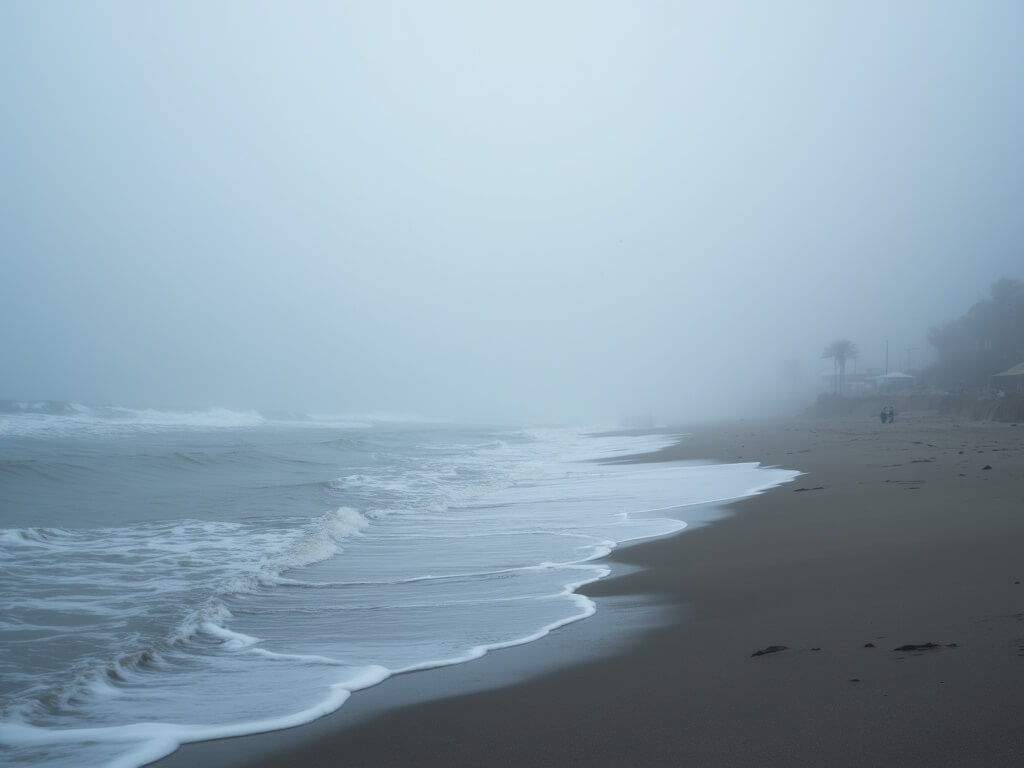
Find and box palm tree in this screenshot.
[823,339,858,394]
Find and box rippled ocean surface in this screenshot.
[0,403,796,767]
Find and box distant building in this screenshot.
[877,371,916,391]
[819,369,915,395]
[992,362,1024,395]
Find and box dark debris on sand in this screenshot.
[892,642,958,652]
[751,645,789,657]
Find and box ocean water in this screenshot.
[0,403,797,767]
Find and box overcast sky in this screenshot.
[2,1,1023,423]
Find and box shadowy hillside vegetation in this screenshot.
[926,278,1024,391]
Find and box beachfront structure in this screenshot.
[819,370,913,395]
[992,362,1024,394]
[877,371,915,391]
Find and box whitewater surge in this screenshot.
[0,411,796,766]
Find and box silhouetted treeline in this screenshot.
[927,278,1024,390]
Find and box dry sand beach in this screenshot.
[159,414,1024,768]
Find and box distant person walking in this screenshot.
[887,405,895,423]
[880,407,888,424]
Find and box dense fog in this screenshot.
[3,2,1023,424]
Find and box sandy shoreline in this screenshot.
[156,415,1024,767]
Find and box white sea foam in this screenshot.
[0,404,267,437]
[198,623,261,650]
[0,423,797,768]
[0,664,391,768]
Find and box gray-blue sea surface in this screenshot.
[0,404,796,767]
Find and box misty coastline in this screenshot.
[5,1,1024,765]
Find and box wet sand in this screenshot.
[157,415,1024,767]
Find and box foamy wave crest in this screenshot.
[107,406,265,429]
[0,403,266,437]
[0,527,76,547]
[198,622,261,651]
[276,507,370,569]
[162,508,370,649]
[1,506,374,730]
[0,664,391,768]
